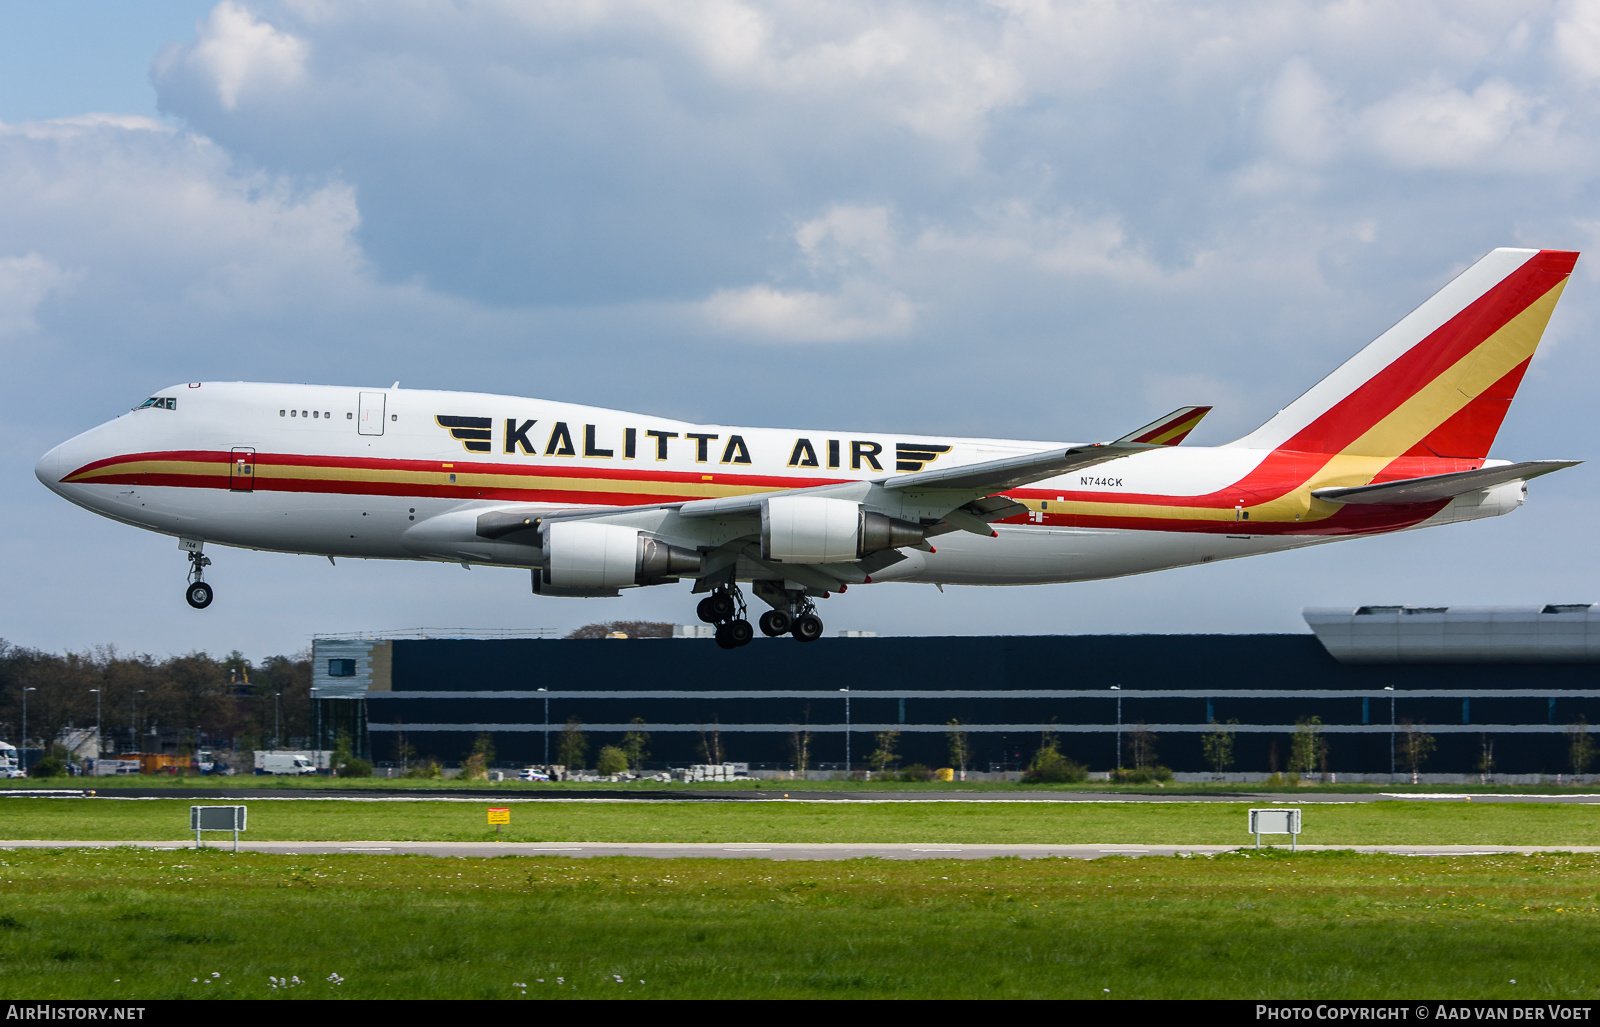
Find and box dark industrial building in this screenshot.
[311,605,1600,776]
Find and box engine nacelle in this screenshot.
[542,521,701,589]
[1437,480,1526,524]
[761,496,924,564]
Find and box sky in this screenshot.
[5,0,1600,661]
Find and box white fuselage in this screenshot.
[35,382,1516,589]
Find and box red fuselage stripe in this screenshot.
[66,450,1447,537]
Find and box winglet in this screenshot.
[1115,406,1212,446]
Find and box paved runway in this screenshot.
[7,839,1600,860]
[10,788,1600,804]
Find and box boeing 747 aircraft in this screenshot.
[36,248,1581,648]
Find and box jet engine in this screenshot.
[760,496,924,564]
[542,521,701,589]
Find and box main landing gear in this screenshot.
[757,605,823,642]
[697,585,753,650]
[752,581,824,643]
[185,548,214,609]
[696,581,827,648]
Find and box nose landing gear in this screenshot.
[697,585,753,649]
[184,548,214,609]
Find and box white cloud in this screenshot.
[144,1,1597,313]
[795,204,895,271]
[1357,77,1564,171]
[1555,0,1600,81]
[699,203,911,341]
[165,0,308,111]
[0,254,74,342]
[916,202,1167,284]
[0,116,361,314]
[700,281,914,342]
[1260,58,1341,165]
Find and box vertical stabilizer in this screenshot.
[1230,248,1577,460]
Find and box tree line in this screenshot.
[1196,716,1596,782]
[0,640,312,753]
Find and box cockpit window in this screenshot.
[136,397,177,411]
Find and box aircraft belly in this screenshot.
[886,526,1305,585]
[61,484,419,559]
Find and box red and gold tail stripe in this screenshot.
[1280,250,1574,458]
[1000,255,1573,534]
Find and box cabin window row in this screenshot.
[281,409,345,419]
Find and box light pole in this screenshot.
[538,688,549,766]
[89,689,101,759]
[274,692,281,749]
[130,690,143,753]
[1110,685,1122,771]
[21,687,35,771]
[840,688,850,774]
[1385,686,1396,779]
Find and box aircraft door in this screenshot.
[229,447,256,492]
[358,392,386,436]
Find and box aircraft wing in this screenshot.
[883,442,1141,495]
[882,406,1211,496]
[494,406,1211,529]
[464,406,1209,569]
[1311,460,1580,505]
[418,406,1212,591]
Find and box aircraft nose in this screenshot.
[34,444,64,491]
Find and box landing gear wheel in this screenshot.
[698,584,749,649]
[699,592,736,623]
[758,610,792,637]
[185,581,214,609]
[791,614,823,643]
[716,619,754,648]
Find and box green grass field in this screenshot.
[2,796,1599,845]
[0,848,1597,998]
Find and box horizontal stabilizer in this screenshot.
[1114,406,1212,446]
[1311,460,1579,506]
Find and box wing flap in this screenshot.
[1311,459,1579,505]
[678,493,769,519]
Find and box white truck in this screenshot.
[684,763,750,782]
[0,741,23,779]
[254,751,319,776]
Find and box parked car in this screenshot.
[518,767,551,781]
